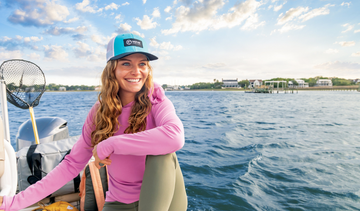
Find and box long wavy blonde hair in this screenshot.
[91,58,153,147]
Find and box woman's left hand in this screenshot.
[92,145,112,169]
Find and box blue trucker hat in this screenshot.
[106,33,158,62]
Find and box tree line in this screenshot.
[46,83,96,91]
[181,77,358,90]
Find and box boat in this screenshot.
[0,78,81,210]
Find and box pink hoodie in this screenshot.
[0,82,185,211]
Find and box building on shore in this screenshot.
[249,79,262,88]
[222,78,239,87]
[316,79,332,87]
[289,79,309,88]
[58,87,66,91]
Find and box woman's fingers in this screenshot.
[93,145,112,169]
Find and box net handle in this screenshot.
[29,107,40,145]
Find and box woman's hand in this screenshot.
[92,145,112,169]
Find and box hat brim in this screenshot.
[109,52,158,62]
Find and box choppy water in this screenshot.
[4,90,360,210]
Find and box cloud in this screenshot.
[165,6,172,13]
[115,23,145,38]
[336,41,355,47]
[149,38,182,51]
[120,23,132,31]
[160,43,182,51]
[299,4,333,22]
[27,52,41,60]
[64,17,79,23]
[174,45,183,51]
[314,61,360,71]
[341,2,351,7]
[72,34,87,41]
[325,49,338,54]
[162,0,262,35]
[143,0,147,4]
[277,7,309,25]
[76,0,128,13]
[355,30,360,33]
[150,37,160,47]
[43,45,68,61]
[73,41,91,58]
[135,15,158,30]
[273,1,287,12]
[278,23,305,33]
[274,4,333,33]
[0,47,22,61]
[44,26,88,36]
[341,23,354,33]
[241,14,265,31]
[91,35,112,46]
[152,8,161,18]
[160,42,174,50]
[352,52,360,57]
[0,35,42,50]
[87,47,106,62]
[202,63,226,69]
[7,0,69,27]
[273,4,283,12]
[76,0,102,13]
[115,14,121,20]
[105,3,120,10]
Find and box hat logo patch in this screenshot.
[124,39,143,48]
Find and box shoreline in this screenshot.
[168,85,359,92]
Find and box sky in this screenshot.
[0,0,359,86]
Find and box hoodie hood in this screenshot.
[148,82,166,105]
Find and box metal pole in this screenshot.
[0,80,10,141]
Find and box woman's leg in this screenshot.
[139,153,187,211]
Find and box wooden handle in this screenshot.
[29,107,40,144]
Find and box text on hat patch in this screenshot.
[124,39,143,48]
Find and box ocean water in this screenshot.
[4,90,360,210]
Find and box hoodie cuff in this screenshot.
[97,139,114,160]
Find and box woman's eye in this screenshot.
[139,63,146,66]
[122,62,130,66]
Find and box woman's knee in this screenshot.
[146,153,177,169]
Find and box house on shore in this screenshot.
[222,79,239,87]
[289,79,309,88]
[316,79,332,87]
[58,87,66,91]
[249,79,262,88]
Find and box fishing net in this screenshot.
[0,59,46,109]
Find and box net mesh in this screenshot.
[0,59,46,109]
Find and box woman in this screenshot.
[0,33,188,211]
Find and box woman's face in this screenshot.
[115,53,149,101]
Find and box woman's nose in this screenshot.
[131,66,141,74]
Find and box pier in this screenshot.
[246,81,297,94]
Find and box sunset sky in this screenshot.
[0,0,359,86]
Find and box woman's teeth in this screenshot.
[126,79,140,82]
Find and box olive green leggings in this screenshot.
[102,153,188,211]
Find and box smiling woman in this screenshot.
[0,33,188,211]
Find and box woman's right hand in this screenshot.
[92,144,112,169]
